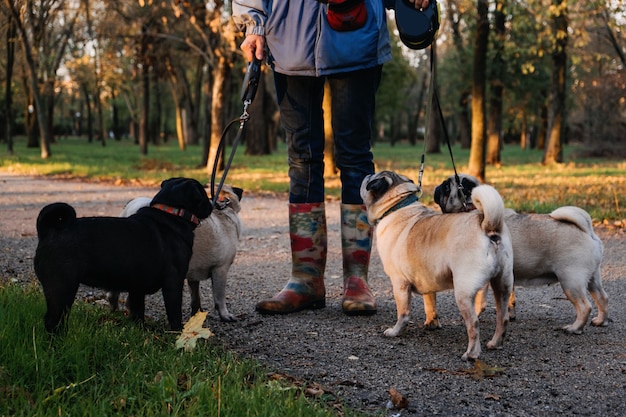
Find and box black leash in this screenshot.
[420,46,468,208]
[210,58,262,208]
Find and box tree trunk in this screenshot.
[96,93,106,146]
[447,0,471,149]
[458,92,471,148]
[467,0,489,181]
[536,94,548,149]
[174,101,187,150]
[408,72,427,146]
[543,0,567,164]
[486,0,505,167]
[82,83,93,143]
[139,59,149,155]
[426,44,440,154]
[201,67,212,167]
[111,94,121,140]
[322,81,337,176]
[139,22,150,155]
[152,76,162,145]
[20,52,52,157]
[207,55,229,176]
[4,15,16,154]
[520,112,528,150]
[94,49,105,146]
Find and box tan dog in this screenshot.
[109,184,243,322]
[361,171,514,360]
[434,174,608,334]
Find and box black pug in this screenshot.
[34,177,212,334]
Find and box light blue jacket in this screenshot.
[232,0,392,77]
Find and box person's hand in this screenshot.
[240,34,265,62]
[408,0,430,9]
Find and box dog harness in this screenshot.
[151,203,201,225]
[375,192,419,225]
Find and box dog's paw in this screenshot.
[219,313,238,322]
[486,340,503,350]
[562,324,583,335]
[423,318,441,330]
[384,328,401,337]
[461,352,478,361]
[591,316,609,327]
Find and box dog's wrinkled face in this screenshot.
[152,177,213,219]
[434,174,479,213]
[360,171,418,223]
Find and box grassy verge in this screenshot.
[1,136,624,222]
[0,283,355,416]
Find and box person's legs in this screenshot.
[329,66,382,315]
[256,73,328,314]
[328,66,381,204]
[276,73,326,204]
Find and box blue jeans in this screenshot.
[274,66,382,204]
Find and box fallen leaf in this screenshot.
[459,359,506,380]
[175,311,214,352]
[389,387,409,410]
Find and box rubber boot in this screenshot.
[341,204,377,315]
[255,202,327,314]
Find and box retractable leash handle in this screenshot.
[240,58,262,109]
[394,0,440,50]
[211,58,263,207]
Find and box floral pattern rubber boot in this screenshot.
[341,204,376,315]
[255,202,327,314]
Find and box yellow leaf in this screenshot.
[460,359,506,380]
[175,311,214,352]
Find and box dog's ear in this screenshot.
[460,177,478,198]
[365,177,389,197]
[161,177,184,188]
[435,179,451,203]
[232,187,244,201]
[192,180,213,219]
[433,183,445,208]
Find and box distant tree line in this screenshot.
[0,0,624,179]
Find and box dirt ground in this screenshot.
[1,173,625,416]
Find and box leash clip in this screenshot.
[454,173,469,210]
[416,154,425,199]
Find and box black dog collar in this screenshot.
[151,203,200,225]
[376,193,419,225]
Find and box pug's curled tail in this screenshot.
[550,206,597,236]
[36,202,77,240]
[471,185,505,237]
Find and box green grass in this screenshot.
[0,283,354,417]
[1,135,624,221]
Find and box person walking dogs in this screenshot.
[232,0,431,316]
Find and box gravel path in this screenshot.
[1,173,625,416]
